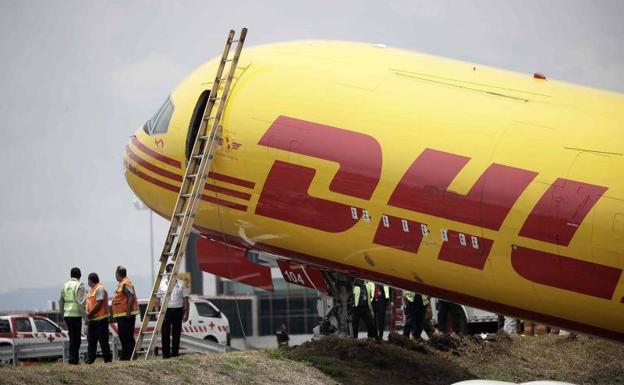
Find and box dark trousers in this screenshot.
[87,318,112,363]
[64,316,82,364]
[372,299,388,339]
[352,305,376,338]
[115,315,136,360]
[403,299,427,339]
[162,308,183,359]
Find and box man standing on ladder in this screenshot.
[59,267,86,365]
[112,266,139,360]
[156,263,189,359]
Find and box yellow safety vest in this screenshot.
[353,282,375,310]
[63,280,82,318]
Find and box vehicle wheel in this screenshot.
[204,335,218,343]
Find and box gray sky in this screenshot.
[0,0,622,301]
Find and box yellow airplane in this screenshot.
[124,40,624,341]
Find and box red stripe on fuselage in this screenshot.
[208,172,255,189]
[132,136,255,189]
[372,215,425,253]
[126,146,182,182]
[511,246,621,299]
[131,136,181,168]
[519,178,608,246]
[125,162,248,211]
[126,146,252,201]
[438,230,493,270]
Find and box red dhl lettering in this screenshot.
[255,116,619,300]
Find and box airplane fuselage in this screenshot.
[124,41,624,341]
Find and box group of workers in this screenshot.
[351,279,431,340]
[59,263,188,364]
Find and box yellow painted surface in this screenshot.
[124,41,624,338]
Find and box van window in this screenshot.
[0,319,10,333]
[195,302,219,318]
[15,318,32,332]
[34,319,58,333]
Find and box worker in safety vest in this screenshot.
[85,272,112,364]
[371,283,390,340]
[352,280,376,339]
[59,267,86,365]
[403,291,428,339]
[112,266,139,360]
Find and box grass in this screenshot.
[0,334,622,385]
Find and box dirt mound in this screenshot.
[287,336,474,385]
[285,333,624,385]
[444,333,624,384]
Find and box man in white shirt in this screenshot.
[157,263,189,359]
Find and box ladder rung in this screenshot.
[210,97,222,101]
[147,311,159,316]
[186,174,197,178]
[223,58,233,62]
[203,116,215,121]
[231,39,239,43]
[173,213,186,217]
[192,155,203,160]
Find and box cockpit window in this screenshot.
[143,97,174,135]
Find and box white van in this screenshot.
[109,296,230,346]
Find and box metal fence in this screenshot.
[0,334,235,366]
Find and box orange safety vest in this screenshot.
[111,277,139,318]
[86,283,109,321]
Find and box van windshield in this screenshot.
[195,302,219,318]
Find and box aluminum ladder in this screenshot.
[131,28,247,360]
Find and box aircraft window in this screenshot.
[34,319,58,333]
[15,318,32,332]
[143,97,174,135]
